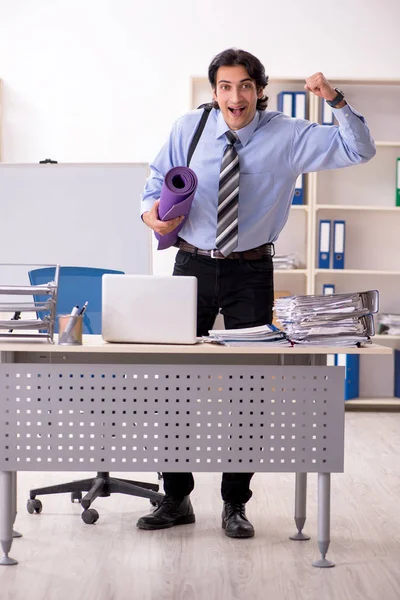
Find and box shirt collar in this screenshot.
[216,110,260,147]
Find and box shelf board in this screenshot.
[375,141,400,147]
[315,269,400,276]
[329,78,400,86]
[345,397,400,411]
[274,269,307,275]
[316,204,400,212]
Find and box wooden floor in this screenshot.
[1,412,400,600]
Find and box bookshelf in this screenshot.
[191,76,400,409]
[0,79,2,161]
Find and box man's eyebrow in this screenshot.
[217,78,254,84]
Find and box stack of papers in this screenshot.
[377,313,400,336]
[274,290,379,346]
[205,324,290,347]
[273,254,301,270]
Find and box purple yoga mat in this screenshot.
[155,166,198,250]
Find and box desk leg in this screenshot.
[11,472,22,538]
[312,472,334,568]
[290,472,310,541]
[0,471,18,565]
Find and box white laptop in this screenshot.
[102,274,198,344]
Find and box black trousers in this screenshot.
[162,249,274,503]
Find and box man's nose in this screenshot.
[230,87,242,103]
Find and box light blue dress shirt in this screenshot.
[141,105,376,251]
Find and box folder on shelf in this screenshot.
[277,91,293,116]
[396,158,400,206]
[395,350,400,398]
[326,354,336,366]
[318,219,331,269]
[277,91,306,118]
[323,283,335,295]
[336,353,360,400]
[333,220,345,269]
[293,91,306,119]
[322,100,334,125]
[292,174,304,205]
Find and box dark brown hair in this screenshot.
[208,48,269,111]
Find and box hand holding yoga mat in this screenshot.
[155,166,198,250]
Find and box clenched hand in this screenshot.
[142,200,184,236]
[304,73,338,102]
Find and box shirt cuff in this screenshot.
[140,199,155,218]
[332,103,366,124]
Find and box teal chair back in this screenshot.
[28,266,124,334]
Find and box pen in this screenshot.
[60,305,80,343]
[78,301,88,316]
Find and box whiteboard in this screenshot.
[0,163,152,275]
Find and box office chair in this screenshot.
[26,266,164,524]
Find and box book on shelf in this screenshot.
[396,158,400,207]
[395,350,400,398]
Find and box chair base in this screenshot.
[28,472,165,521]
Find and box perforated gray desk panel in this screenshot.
[0,364,344,473]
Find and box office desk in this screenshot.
[0,336,391,567]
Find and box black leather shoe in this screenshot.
[137,495,195,530]
[222,502,254,538]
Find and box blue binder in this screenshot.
[395,350,400,398]
[293,91,306,118]
[322,100,334,125]
[318,220,331,269]
[277,91,306,118]
[333,220,345,269]
[277,91,293,116]
[323,283,335,295]
[336,354,360,400]
[292,174,304,204]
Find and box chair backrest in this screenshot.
[28,266,124,334]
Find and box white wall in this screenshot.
[1,0,400,274]
[1,0,399,163]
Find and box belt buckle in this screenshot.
[210,249,224,259]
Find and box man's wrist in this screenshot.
[326,87,345,108]
[333,100,347,109]
[325,90,337,103]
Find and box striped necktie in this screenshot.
[215,130,239,257]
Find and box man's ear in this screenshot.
[257,87,263,99]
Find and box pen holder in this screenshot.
[58,314,83,345]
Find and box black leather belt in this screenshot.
[178,240,275,260]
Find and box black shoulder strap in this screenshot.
[187,103,213,167]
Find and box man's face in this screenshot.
[213,65,263,131]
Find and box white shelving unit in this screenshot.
[0,79,3,161]
[191,75,400,409]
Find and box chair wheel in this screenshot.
[71,491,82,503]
[27,499,43,514]
[81,508,99,524]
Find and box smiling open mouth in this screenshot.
[228,107,245,116]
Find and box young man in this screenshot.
[139,48,376,538]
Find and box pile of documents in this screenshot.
[273,254,301,270]
[274,290,379,346]
[376,313,400,336]
[206,324,290,347]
